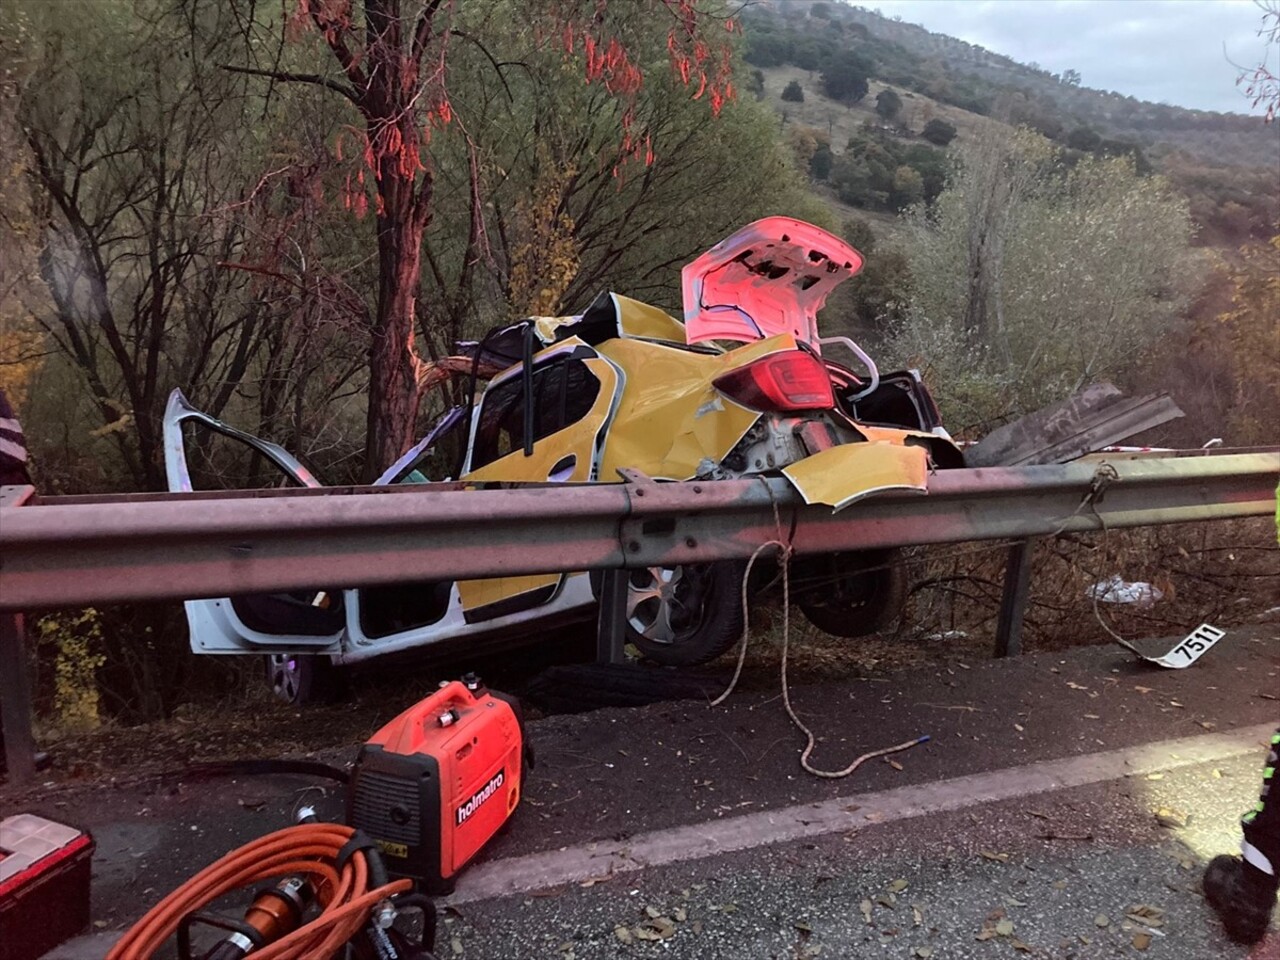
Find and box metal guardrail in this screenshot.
[0,448,1276,786]
[2,451,1276,610]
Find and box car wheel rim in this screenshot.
[626,565,706,644]
[269,655,301,702]
[814,568,877,611]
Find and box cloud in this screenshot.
[863,0,1273,114]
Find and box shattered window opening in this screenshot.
[471,358,600,470]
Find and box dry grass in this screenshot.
[741,516,1279,675]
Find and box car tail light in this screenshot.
[713,350,835,412]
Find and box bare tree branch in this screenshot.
[219,64,358,103]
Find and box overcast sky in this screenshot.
[863,0,1276,114]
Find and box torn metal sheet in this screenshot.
[966,383,1185,467]
[782,442,929,511]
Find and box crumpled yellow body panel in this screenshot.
[613,294,691,343]
[596,336,795,481]
[456,355,618,615]
[527,295,689,346]
[782,441,929,511]
[853,422,942,448]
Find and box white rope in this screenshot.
[712,479,929,779]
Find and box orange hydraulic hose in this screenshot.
[107,823,411,960]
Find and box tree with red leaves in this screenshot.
[246,0,737,478]
[1240,1,1280,122]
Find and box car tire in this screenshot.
[620,561,747,667]
[797,549,906,638]
[265,653,339,706]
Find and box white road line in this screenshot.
[449,721,1277,905]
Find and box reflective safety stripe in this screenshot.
[0,436,27,462]
[1243,839,1276,876]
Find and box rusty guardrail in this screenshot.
[2,451,1276,610]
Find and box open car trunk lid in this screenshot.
[681,216,864,350]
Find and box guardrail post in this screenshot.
[0,613,37,786]
[596,569,628,664]
[994,538,1035,658]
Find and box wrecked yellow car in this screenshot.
[166,217,962,702]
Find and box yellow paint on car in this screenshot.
[456,356,619,614]
[594,336,801,481]
[455,573,564,614]
[613,294,693,344]
[851,422,944,448]
[781,442,929,511]
[462,356,618,485]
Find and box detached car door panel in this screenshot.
[163,390,345,655]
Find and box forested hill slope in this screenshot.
[743,0,1279,248]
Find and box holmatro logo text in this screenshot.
[456,770,505,825]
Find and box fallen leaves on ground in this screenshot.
[1125,904,1165,929]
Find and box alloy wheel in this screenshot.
[268,654,302,703]
[625,565,708,644]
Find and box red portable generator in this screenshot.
[346,676,525,894]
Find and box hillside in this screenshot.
[758,64,997,246]
[744,1,1280,249]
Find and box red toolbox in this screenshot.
[0,814,94,960]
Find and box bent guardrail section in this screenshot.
[0,451,1276,610]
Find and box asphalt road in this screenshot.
[22,625,1280,959]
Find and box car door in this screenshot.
[163,390,346,655]
[455,341,621,622]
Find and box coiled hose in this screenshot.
[107,822,411,959]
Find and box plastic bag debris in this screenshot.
[1088,575,1163,606]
